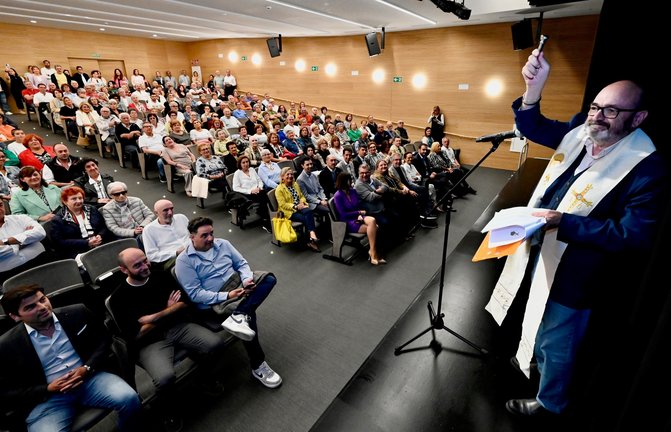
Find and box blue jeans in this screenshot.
[0,92,10,112]
[25,371,141,432]
[290,208,316,232]
[534,300,591,413]
[235,274,276,369]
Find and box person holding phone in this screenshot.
[175,217,283,389]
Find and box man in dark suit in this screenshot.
[352,145,368,175]
[412,143,450,199]
[71,66,89,90]
[0,285,141,431]
[389,152,436,219]
[74,158,114,208]
[317,155,342,199]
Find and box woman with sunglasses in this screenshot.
[101,181,155,242]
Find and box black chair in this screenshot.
[79,238,139,293]
[322,198,369,265]
[2,259,93,308]
[226,173,259,229]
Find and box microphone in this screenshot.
[475,128,523,143]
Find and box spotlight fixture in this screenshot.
[430,0,471,20]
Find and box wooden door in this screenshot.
[67,58,100,78]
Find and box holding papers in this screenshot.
[473,207,545,261]
[482,207,546,248]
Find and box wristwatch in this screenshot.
[83,365,92,373]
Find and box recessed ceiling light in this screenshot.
[152,34,158,37]
[30,20,37,23]
[99,28,105,31]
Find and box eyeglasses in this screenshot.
[111,191,128,197]
[588,104,639,119]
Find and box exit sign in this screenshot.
[393,76,403,83]
[241,56,248,61]
[311,66,318,72]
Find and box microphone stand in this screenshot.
[394,136,506,356]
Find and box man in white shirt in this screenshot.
[138,123,166,182]
[146,93,163,112]
[221,107,242,131]
[223,69,236,97]
[96,106,120,155]
[282,115,300,137]
[131,84,150,104]
[178,70,191,88]
[0,200,51,283]
[40,59,55,77]
[32,84,54,127]
[142,199,190,270]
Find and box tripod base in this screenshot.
[394,301,488,356]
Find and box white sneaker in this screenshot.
[4,111,12,115]
[252,361,282,388]
[221,313,255,341]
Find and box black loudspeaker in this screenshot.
[365,32,381,57]
[512,19,534,51]
[267,37,281,58]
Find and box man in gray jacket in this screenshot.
[101,181,155,246]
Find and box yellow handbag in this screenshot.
[272,211,297,243]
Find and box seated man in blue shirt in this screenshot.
[0,284,141,432]
[174,217,282,389]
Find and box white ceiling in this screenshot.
[0,0,603,41]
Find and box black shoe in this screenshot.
[420,213,438,221]
[307,240,321,252]
[505,398,553,417]
[467,187,477,195]
[159,176,167,183]
[162,415,184,432]
[420,220,438,229]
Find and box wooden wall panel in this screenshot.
[0,16,598,170]
[0,23,189,82]
[187,16,598,169]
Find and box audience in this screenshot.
[50,186,114,260]
[195,142,228,196]
[174,217,282,388]
[114,247,226,429]
[101,181,155,245]
[333,172,385,265]
[74,157,113,208]
[0,153,19,199]
[141,199,190,271]
[0,285,142,431]
[17,134,55,170]
[275,167,320,252]
[161,136,196,196]
[0,200,52,283]
[231,155,271,230]
[9,166,61,221]
[318,155,342,199]
[297,157,329,216]
[42,142,83,187]
[257,149,281,190]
